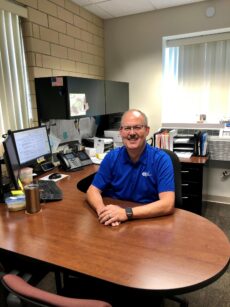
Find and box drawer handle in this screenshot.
[182,196,189,199]
[182,184,189,186]
[181,171,189,173]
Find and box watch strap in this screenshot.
[125,207,133,220]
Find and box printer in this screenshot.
[81,137,114,152]
[104,130,123,148]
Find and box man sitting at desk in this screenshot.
[86,109,175,226]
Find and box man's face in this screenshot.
[119,111,150,151]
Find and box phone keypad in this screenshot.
[69,157,82,169]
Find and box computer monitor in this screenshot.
[3,134,20,190]
[11,126,52,168]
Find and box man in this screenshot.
[86,109,175,226]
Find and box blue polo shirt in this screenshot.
[92,144,175,204]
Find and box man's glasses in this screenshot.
[120,125,146,132]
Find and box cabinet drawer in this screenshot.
[181,195,202,215]
[181,168,202,182]
[182,182,202,195]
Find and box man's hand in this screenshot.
[98,204,127,226]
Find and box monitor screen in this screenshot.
[3,134,20,190]
[12,126,52,167]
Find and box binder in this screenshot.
[169,129,177,151]
[200,132,208,156]
[193,130,201,156]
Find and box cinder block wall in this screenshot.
[16,0,104,125]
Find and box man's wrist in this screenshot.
[96,205,105,216]
[125,207,133,220]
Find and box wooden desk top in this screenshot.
[179,155,208,164]
[0,165,229,294]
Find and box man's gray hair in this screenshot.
[121,109,148,126]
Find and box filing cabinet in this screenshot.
[180,162,204,215]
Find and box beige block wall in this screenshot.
[16,0,104,125]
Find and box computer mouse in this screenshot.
[48,173,62,180]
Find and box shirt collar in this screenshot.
[122,143,148,165]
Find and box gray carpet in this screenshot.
[38,202,230,307]
[164,202,230,307]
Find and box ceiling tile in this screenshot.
[95,0,156,18]
[150,0,205,10]
[70,0,208,19]
[85,4,114,19]
[72,0,105,5]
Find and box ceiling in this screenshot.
[70,0,207,19]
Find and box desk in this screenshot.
[0,165,229,296]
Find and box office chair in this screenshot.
[161,149,188,307]
[0,273,112,307]
[77,172,96,193]
[161,149,183,209]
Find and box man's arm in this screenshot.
[96,191,175,226]
[86,184,105,216]
[86,184,121,227]
[131,191,175,219]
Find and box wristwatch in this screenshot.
[125,207,133,220]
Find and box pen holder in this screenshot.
[24,184,41,214]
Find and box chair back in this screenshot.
[1,274,112,307]
[162,149,182,208]
[77,172,96,193]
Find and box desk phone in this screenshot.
[57,151,92,171]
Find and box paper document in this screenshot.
[91,157,102,165]
[175,152,193,158]
[174,138,190,144]
[91,152,107,164]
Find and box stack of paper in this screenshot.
[175,152,193,158]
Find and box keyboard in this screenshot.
[38,180,63,201]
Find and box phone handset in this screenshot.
[57,152,82,171]
[57,153,71,169]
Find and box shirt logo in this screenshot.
[142,171,152,177]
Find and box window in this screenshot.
[162,29,230,124]
[0,9,31,142]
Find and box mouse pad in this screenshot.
[39,173,69,182]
